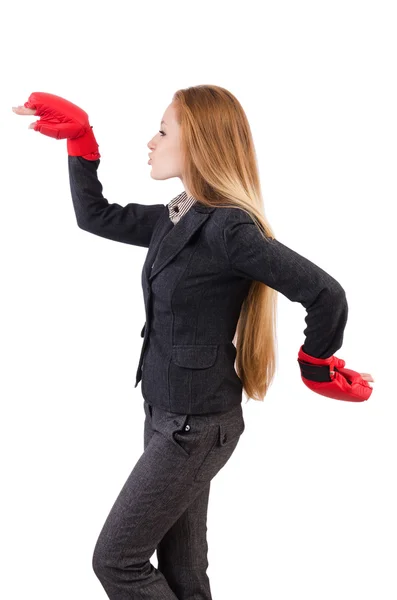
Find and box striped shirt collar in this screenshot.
[167,190,197,224]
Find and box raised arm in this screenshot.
[12,92,166,248]
[68,156,165,248]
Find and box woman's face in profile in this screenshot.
[147,103,183,182]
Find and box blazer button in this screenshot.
[184,424,191,431]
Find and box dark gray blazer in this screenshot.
[68,156,348,414]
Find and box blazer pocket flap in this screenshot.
[172,344,218,369]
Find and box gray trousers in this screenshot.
[92,399,245,599]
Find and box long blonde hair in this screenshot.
[172,84,278,403]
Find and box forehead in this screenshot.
[161,103,177,125]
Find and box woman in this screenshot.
[12,87,374,600]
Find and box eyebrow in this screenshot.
[161,120,167,125]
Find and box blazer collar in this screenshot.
[145,202,216,281]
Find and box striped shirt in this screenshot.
[167,190,197,224]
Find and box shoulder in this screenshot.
[202,205,256,229]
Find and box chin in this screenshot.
[150,171,171,181]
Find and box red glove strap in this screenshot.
[297,345,372,402]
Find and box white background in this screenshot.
[1,1,395,598]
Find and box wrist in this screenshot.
[67,125,100,160]
[297,345,345,383]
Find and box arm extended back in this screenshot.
[224,209,348,359]
[68,156,166,248]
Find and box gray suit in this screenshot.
[68,155,348,598]
[68,156,348,415]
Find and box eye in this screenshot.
[159,130,165,136]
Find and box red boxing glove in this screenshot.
[297,345,372,402]
[24,92,100,161]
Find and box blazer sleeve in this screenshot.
[223,211,348,359]
[68,156,166,248]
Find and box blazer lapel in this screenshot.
[146,203,215,282]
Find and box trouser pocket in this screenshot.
[143,400,153,419]
[194,408,245,482]
[170,413,210,458]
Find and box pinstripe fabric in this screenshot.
[167,190,197,224]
